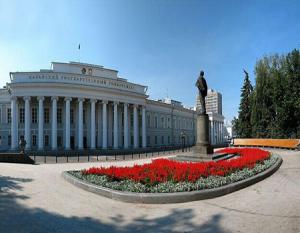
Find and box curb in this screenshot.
[62,155,282,204]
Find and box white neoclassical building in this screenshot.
[0,61,199,151]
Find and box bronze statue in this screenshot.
[195,70,208,114]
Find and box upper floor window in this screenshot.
[147,115,150,127]
[70,109,74,124]
[57,108,62,124]
[7,108,11,123]
[32,108,37,123]
[130,113,133,127]
[19,108,25,123]
[83,109,86,124]
[154,116,158,128]
[167,117,170,128]
[161,117,164,128]
[44,108,50,124]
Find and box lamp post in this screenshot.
[181,131,186,152]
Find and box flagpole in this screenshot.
[78,43,81,63]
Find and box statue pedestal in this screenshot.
[175,113,214,162]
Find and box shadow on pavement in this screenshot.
[0,175,229,233]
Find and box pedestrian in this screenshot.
[19,138,27,154]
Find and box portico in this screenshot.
[10,96,147,150]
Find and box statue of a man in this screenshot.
[195,70,208,114]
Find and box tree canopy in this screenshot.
[233,49,300,138]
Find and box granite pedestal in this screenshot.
[176,113,214,162]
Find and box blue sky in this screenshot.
[1,0,300,121]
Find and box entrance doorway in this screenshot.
[83,137,87,149]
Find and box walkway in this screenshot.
[0,149,299,233]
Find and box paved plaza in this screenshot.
[0,149,300,233]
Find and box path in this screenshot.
[0,149,299,233]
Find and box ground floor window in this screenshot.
[57,136,62,148]
[32,135,37,146]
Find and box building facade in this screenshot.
[0,62,196,151]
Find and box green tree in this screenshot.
[248,49,300,139]
[237,70,253,138]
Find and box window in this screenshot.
[147,115,150,127]
[57,108,62,124]
[0,108,2,124]
[44,108,50,124]
[147,136,150,145]
[121,112,124,126]
[155,116,158,128]
[167,118,170,128]
[83,109,86,124]
[19,108,25,123]
[32,108,37,123]
[8,135,11,146]
[57,136,62,147]
[7,108,11,123]
[0,136,2,145]
[161,117,164,128]
[44,135,49,147]
[130,113,133,127]
[32,135,37,146]
[70,109,74,124]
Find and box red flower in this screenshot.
[82,148,270,184]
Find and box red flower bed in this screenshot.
[83,148,270,184]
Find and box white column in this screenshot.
[210,120,213,144]
[142,105,146,148]
[65,97,72,150]
[123,103,129,149]
[221,122,224,143]
[97,102,102,148]
[51,97,58,150]
[219,122,221,143]
[102,100,108,149]
[23,96,31,149]
[133,104,138,148]
[113,101,118,149]
[90,99,96,149]
[38,96,44,150]
[78,98,84,149]
[218,122,221,144]
[213,121,216,145]
[11,97,18,150]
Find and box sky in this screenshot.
[0,0,300,122]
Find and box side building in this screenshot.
[0,61,196,151]
[197,89,225,145]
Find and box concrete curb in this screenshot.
[62,155,282,204]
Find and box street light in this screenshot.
[181,131,186,152]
